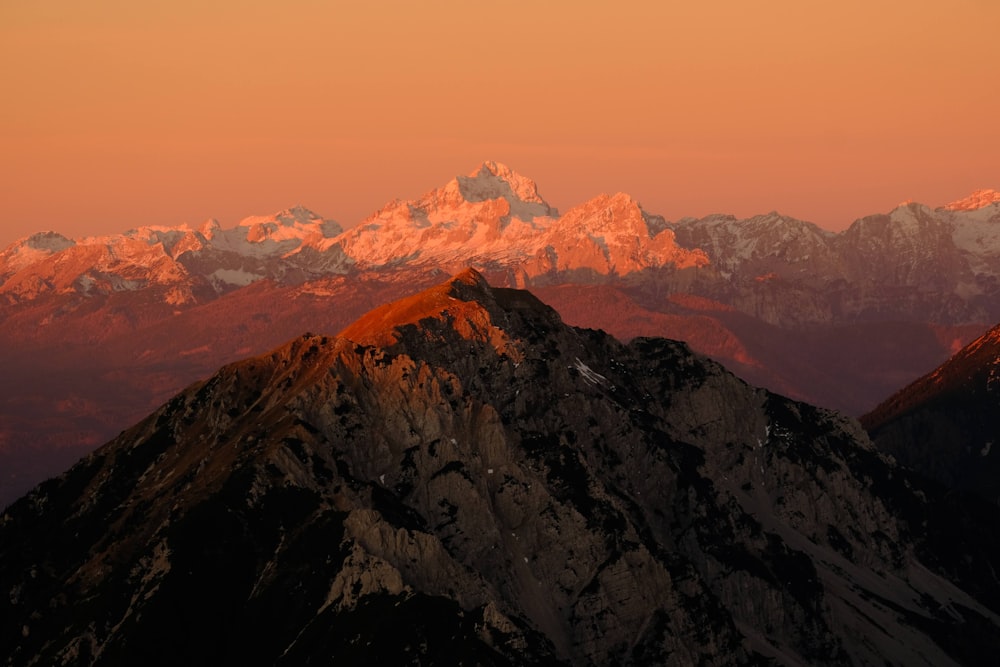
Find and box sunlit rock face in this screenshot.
[3,269,998,666]
[942,189,1000,212]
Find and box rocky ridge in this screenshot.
[863,323,1000,505]
[3,165,1000,328]
[943,189,1000,212]
[2,269,999,666]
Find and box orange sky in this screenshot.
[2,1,998,247]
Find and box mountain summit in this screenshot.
[3,269,998,665]
[942,188,1000,212]
[453,161,556,216]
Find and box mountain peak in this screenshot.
[941,188,1000,212]
[448,265,492,292]
[239,205,326,229]
[273,205,324,225]
[448,162,556,218]
[338,267,505,348]
[468,161,540,195]
[199,218,221,236]
[24,231,75,252]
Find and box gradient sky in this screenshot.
[2,0,998,248]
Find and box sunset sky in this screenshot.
[2,0,998,247]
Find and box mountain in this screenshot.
[670,200,1000,326]
[0,206,350,306]
[2,164,999,506]
[862,323,1000,505]
[0,162,703,302]
[2,269,999,665]
[942,189,1000,212]
[5,167,1000,322]
[335,160,558,270]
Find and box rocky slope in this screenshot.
[2,269,999,666]
[863,323,1000,505]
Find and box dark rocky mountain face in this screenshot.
[863,324,1000,505]
[3,269,999,666]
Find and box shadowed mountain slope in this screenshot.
[863,323,1000,505]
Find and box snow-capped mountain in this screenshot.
[0,163,708,304]
[324,161,706,277]
[671,211,839,278]
[526,192,707,279]
[0,205,350,305]
[942,188,1000,212]
[334,161,558,269]
[668,199,1000,326]
[4,163,1000,326]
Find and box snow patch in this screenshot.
[210,268,263,286]
[572,357,607,386]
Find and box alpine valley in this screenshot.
[3,269,999,665]
[2,162,999,505]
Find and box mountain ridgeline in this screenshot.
[2,163,1000,507]
[3,269,999,665]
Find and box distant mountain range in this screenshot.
[4,163,1000,327]
[1,162,999,505]
[4,164,1000,325]
[3,269,998,665]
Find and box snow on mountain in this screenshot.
[336,163,704,277]
[2,163,713,293]
[0,207,347,304]
[453,160,556,218]
[170,206,351,291]
[945,201,1000,274]
[846,200,1000,287]
[941,188,1000,212]
[671,211,836,278]
[335,162,558,269]
[0,232,76,281]
[206,205,344,258]
[3,166,1000,324]
[0,234,196,304]
[532,192,707,276]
